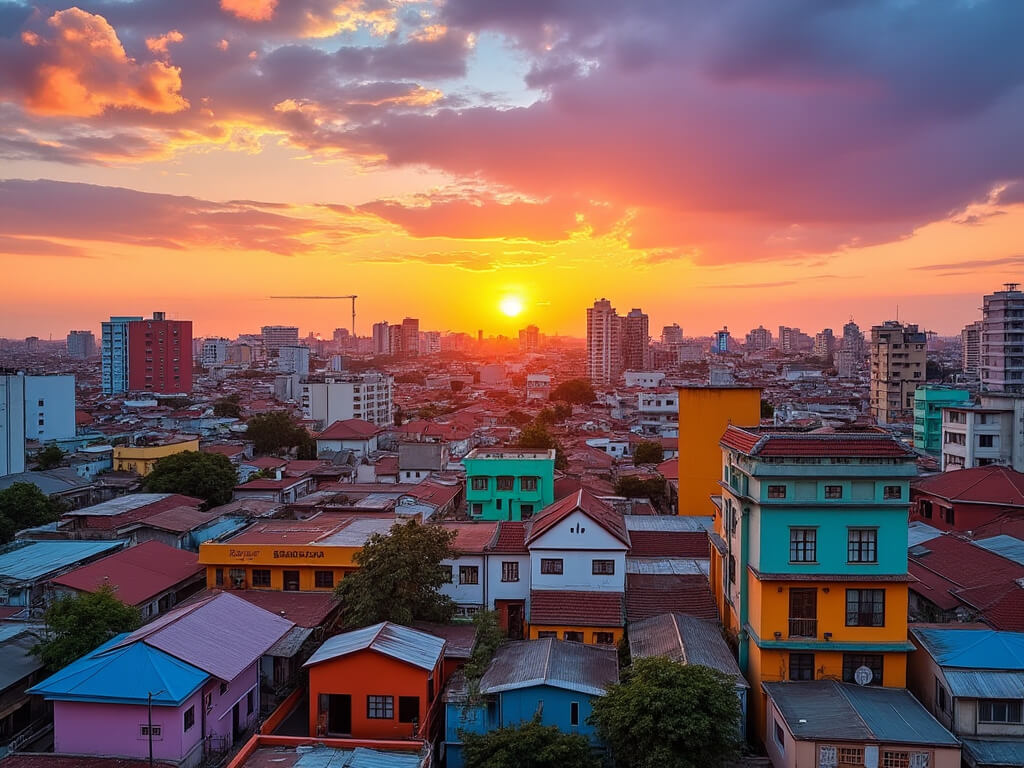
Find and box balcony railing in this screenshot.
[788,618,817,638]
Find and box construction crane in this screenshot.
[269,295,358,337]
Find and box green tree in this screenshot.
[516,421,568,470]
[450,380,466,393]
[536,407,557,426]
[34,585,142,671]
[590,657,742,768]
[34,445,65,470]
[142,451,238,508]
[213,394,242,419]
[246,410,310,456]
[506,409,533,427]
[551,379,596,405]
[552,402,573,421]
[461,716,599,768]
[462,610,505,684]
[632,441,664,465]
[760,399,775,418]
[0,483,65,544]
[336,520,457,627]
[614,476,666,500]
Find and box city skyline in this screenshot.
[2,1,1023,338]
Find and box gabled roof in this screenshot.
[912,627,1024,670]
[487,521,527,554]
[479,637,618,696]
[442,522,499,554]
[0,540,124,584]
[48,541,202,606]
[628,612,747,687]
[720,426,914,458]
[912,465,1024,506]
[316,419,382,440]
[304,622,445,671]
[525,489,629,546]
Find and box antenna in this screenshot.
[270,295,358,336]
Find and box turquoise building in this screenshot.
[913,386,970,455]
[462,449,555,521]
[443,638,618,768]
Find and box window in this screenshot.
[501,561,519,582]
[978,699,1023,723]
[789,528,817,562]
[728,554,736,584]
[471,477,488,491]
[520,504,534,516]
[773,719,785,749]
[398,696,420,723]
[592,559,615,575]
[789,588,817,638]
[183,705,195,731]
[441,565,453,583]
[471,503,483,515]
[837,747,864,767]
[215,568,224,586]
[825,485,843,499]
[496,476,514,491]
[563,631,584,642]
[570,702,580,726]
[521,476,538,492]
[767,485,787,499]
[595,632,615,645]
[314,570,334,589]
[979,434,995,448]
[848,529,878,563]
[935,678,949,714]
[540,558,563,575]
[496,498,502,510]
[367,695,394,719]
[883,485,902,499]
[220,682,227,695]
[842,654,883,686]
[882,751,910,768]
[229,568,245,586]
[459,566,479,585]
[140,724,162,738]
[789,653,815,681]
[846,589,885,627]
[919,500,933,519]
[247,689,254,715]
[251,569,271,587]
[536,631,557,639]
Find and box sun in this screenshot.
[499,296,524,317]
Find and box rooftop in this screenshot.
[304,622,445,671]
[911,626,1024,670]
[0,539,124,583]
[526,489,630,547]
[316,419,382,440]
[720,425,915,458]
[479,637,618,696]
[628,612,747,687]
[529,589,624,627]
[463,448,556,461]
[913,465,1024,506]
[625,572,719,622]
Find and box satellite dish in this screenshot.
[854,665,873,685]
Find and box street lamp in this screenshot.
[148,689,166,767]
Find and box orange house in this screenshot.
[304,622,446,741]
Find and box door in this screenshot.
[283,570,300,591]
[789,588,818,638]
[231,702,240,742]
[328,694,352,735]
[507,602,524,640]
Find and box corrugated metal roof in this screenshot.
[0,631,43,692]
[625,515,712,532]
[961,738,1024,767]
[628,612,747,687]
[907,521,944,548]
[62,494,173,516]
[347,747,425,768]
[943,670,1024,699]
[840,684,959,746]
[976,534,1024,567]
[0,540,124,583]
[266,626,315,658]
[317,518,395,546]
[478,637,618,696]
[626,557,709,575]
[912,627,1024,670]
[304,622,445,671]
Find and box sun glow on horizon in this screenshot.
[499,296,524,317]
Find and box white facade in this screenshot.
[420,331,441,355]
[315,434,379,458]
[587,298,623,386]
[526,374,551,401]
[0,375,26,476]
[624,371,665,388]
[439,552,532,614]
[440,554,486,612]
[201,338,229,367]
[277,345,311,376]
[941,395,1024,471]
[637,390,677,431]
[24,375,76,442]
[101,315,141,394]
[302,373,394,428]
[980,284,1024,393]
[585,437,629,459]
[528,510,628,592]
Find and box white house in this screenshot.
[314,418,381,458]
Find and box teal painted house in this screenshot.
[462,449,555,521]
[913,386,970,455]
[443,638,617,768]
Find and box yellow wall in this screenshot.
[204,564,352,591]
[528,625,624,645]
[199,542,360,590]
[676,387,761,515]
[113,439,200,476]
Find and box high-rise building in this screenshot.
[278,345,311,376]
[101,315,142,394]
[661,324,683,345]
[777,326,800,353]
[66,330,95,360]
[869,320,926,423]
[371,322,390,356]
[301,372,394,428]
[401,318,420,356]
[745,326,771,351]
[421,331,441,355]
[586,298,623,386]
[519,325,540,353]
[813,328,835,359]
[961,320,983,380]
[842,319,865,357]
[261,325,299,354]
[127,312,193,395]
[712,327,731,354]
[0,374,26,476]
[980,284,1024,392]
[622,309,650,370]
[201,338,230,367]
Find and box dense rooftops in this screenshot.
[720,425,915,458]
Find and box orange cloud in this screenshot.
[20,8,188,117]
[300,1,398,38]
[145,30,184,57]
[220,0,278,22]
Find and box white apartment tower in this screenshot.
[301,372,394,428]
[961,320,983,380]
[101,315,142,394]
[623,309,650,370]
[0,375,26,476]
[980,284,1024,393]
[372,322,390,356]
[587,299,623,386]
[869,321,927,424]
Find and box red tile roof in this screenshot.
[201,444,246,458]
[244,456,288,469]
[625,574,719,622]
[488,521,527,553]
[719,425,761,454]
[129,505,224,533]
[49,541,202,606]
[529,589,624,627]
[405,479,461,508]
[68,494,203,530]
[656,458,678,481]
[720,426,913,458]
[526,489,630,546]
[552,475,616,500]
[442,521,499,553]
[209,589,340,627]
[628,530,710,558]
[316,419,382,440]
[912,466,1024,507]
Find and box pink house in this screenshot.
[30,593,292,767]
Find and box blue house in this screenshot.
[443,638,618,768]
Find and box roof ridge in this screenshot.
[833,681,876,739]
[543,635,554,686]
[672,613,687,664]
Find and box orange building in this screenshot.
[304,622,446,740]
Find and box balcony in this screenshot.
[788,618,817,638]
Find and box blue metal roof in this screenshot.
[0,540,124,583]
[961,738,1024,767]
[288,745,426,767]
[912,627,1024,670]
[975,534,1024,567]
[28,633,208,706]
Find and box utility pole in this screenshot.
[148,689,165,767]
[269,295,358,337]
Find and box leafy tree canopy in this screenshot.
[462,609,504,685]
[34,445,64,470]
[213,394,243,419]
[462,716,600,768]
[632,440,664,465]
[246,410,312,456]
[142,450,237,508]
[614,476,665,500]
[336,520,456,627]
[551,379,596,405]
[516,421,568,470]
[589,657,742,768]
[0,483,65,544]
[34,585,141,671]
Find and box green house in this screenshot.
[913,386,970,455]
[462,449,556,520]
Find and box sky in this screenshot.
[1,0,1023,340]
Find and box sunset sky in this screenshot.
[1,0,1023,340]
